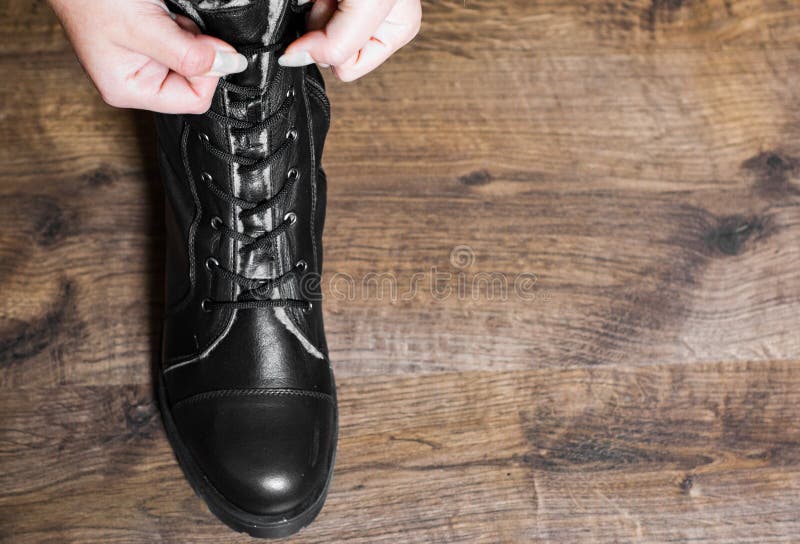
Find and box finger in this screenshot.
[151,73,220,113]
[121,3,247,77]
[330,0,421,81]
[123,60,220,114]
[279,0,397,67]
[330,38,391,82]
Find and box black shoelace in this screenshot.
[195,41,310,313]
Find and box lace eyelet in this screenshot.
[210,216,223,230]
[286,128,298,141]
[198,132,210,144]
[303,301,313,313]
[204,257,219,271]
[284,211,297,225]
[286,87,296,98]
[296,259,308,272]
[200,298,213,312]
[201,172,213,184]
[287,168,299,180]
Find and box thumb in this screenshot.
[126,9,247,77]
[279,0,396,67]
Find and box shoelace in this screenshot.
[195,41,310,313]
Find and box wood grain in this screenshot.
[3,363,800,543]
[1,0,800,541]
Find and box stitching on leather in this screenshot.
[164,122,235,365]
[300,67,318,278]
[173,388,334,410]
[305,77,330,126]
[170,122,201,313]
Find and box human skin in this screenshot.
[48,0,422,114]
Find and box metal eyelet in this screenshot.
[286,128,298,141]
[204,257,219,271]
[303,301,313,313]
[287,168,299,180]
[296,259,308,272]
[201,172,213,183]
[198,132,210,144]
[210,216,223,230]
[284,211,297,225]
[286,87,296,98]
[200,298,212,312]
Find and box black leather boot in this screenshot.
[154,0,335,538]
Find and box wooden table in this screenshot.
[1,1,800,542]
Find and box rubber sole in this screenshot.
[157,376,337,539]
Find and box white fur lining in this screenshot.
[275,307,325,360]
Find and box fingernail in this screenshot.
[319,63,330,68]
[278,51,315,67]
[205,50,248,76]
[297,0,312,4]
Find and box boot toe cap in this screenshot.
[172,390,336,517]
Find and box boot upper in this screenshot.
[155,0,336,520]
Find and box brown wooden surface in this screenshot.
[2,0,800,542]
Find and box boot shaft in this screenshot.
[156,0,331,365]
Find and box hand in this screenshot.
[48,0,248,113]
[279,0,422,82]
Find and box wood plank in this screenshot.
[1,0,800,542]
[2,362,800,543]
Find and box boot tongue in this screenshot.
[179,0,290,46]
[176,0,297,285]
